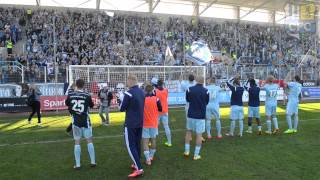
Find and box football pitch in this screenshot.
[0,103,319,180]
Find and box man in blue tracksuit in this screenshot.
[244,79,262,135]
[184,76,209,160]
[120,74,145,178]
[226,76,245,137]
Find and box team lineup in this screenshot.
[65,73,302,178]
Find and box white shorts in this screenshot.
[73,125,93,140]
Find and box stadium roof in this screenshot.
[0,0,317,23]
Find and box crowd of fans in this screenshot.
[0,7,319,83]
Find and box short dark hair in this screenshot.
[76,79,85,89]
[188,74,195,82]
[294,75,302,84]
[249,78,256,87]
[157,79,164,87]
[145,83,153,93]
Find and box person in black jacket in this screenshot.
[184,76,209,160]
[27,84,42,124]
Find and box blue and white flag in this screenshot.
[185,40,212,65]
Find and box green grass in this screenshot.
[0,103,319,180]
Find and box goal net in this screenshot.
[69,65,206,94]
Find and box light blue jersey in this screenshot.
[286,82,302,115]
[287,82,302,103]
[264,83,279,106]
[206,84,220,106]
[264,83,279,117]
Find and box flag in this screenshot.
[185,40,212,65]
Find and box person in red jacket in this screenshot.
[155,79,172,147]
[142,84,162,166]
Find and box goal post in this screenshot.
[69,65,206,94]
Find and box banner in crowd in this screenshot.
[0,84,22,97]
[0,97,29,112]
[301,87,320,99]
[35,83,65,96]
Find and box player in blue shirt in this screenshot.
[205,76,223,139]
[244,79,262,135]
[184,76,209,160]
[65,79,96,170]
[284,75,302,134]
[226,76,245,137]
[263,76,280,134]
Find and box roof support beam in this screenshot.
[240,0,270,19]
[151,0,160,13]
[96,0,101,10]
[36,0,40,6]
[199,0,218,15]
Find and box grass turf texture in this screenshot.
[0,103,319,180]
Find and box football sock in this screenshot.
[87,143,96,164]
[149,149,156,158]
[248,117,252,126]
[286,115,293,129]
[239,120,244,136]
[163,124,172,144]
[206,120,211,137]
[216,119,222,136]
[273,118,278,129]
[143,151,150,160]
[267,120,272,132]
[194,146,201,156]
[230,120,235,135]
[294,114,299,130]
[185,144,190,153]
[74,145,81,167]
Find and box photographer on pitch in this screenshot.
[98,84,113,126]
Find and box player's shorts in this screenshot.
[248,106,260,118]
[286,101,299,115]
[186,118,205,134]
[158,114,169,124]
[142,128,158,138]
[265,104,277,116]
[72,125,93,140]
[206,104,220,120]
[230,105,244,120]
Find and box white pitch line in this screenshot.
[0,119,318,148]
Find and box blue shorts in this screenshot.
[72,125,92,140]
[286,101,299,115]
[265,104,277,117]
[186,118,205,134]
[159,114,169,124]
[248,106,260,118]
[230,105,244,120]
[206,104,220,120]
[142,128,158,138]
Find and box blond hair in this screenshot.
[196,76,204,84]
